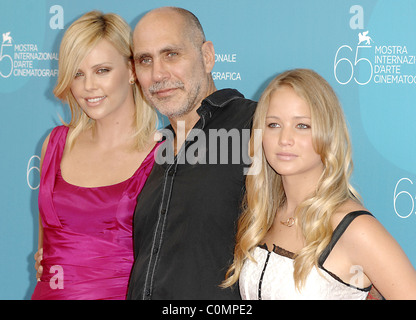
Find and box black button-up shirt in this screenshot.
[127,89,257,300]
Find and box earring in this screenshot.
[129,78,135,85]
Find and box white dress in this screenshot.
[239,211,372,300]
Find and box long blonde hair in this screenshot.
[223,69,361,290]
[54,10,157,150]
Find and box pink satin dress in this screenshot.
[32,126,157,300]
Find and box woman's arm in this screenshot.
[34,133,51,281]
[347,214,416,299]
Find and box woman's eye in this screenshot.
[297,123,310,129]
[267,123,280,128]
[74,71,83,78]
[97,68,110,74]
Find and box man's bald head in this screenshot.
[136,7,206,49]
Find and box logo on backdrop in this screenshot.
[394,178,416,220]
[334,5,416,86]
[344,2,416,218]
[357,31,373,45]
[27,155,40,190]
[0,31,58,79]
[212,53,241,81]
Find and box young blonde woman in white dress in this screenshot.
[222,69,416,300]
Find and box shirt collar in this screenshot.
[202,88,244,107]
[158,88,245,140]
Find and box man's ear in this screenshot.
[201,41,215,73]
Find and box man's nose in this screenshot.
[151,59,170,82]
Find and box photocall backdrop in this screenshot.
[1,0,415,299]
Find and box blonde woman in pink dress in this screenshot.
[32,11,159,300]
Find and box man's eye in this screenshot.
[139,57,152,65]
[166,52,178,58]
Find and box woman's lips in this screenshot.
[85,96,106,105]
[276,152,298,160]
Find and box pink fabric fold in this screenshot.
[32,126,158,300]
[33,226,134,300]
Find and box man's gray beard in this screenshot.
[148,81,202,120]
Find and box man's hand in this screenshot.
[34,248,43,281]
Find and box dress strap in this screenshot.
[318,210,373,266]
[38,125,69,228]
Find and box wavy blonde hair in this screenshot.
[54,10,157,150]
[222,69,361,291]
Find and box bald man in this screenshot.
[127,7,257,300]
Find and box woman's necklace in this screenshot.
[280,217,295,227]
